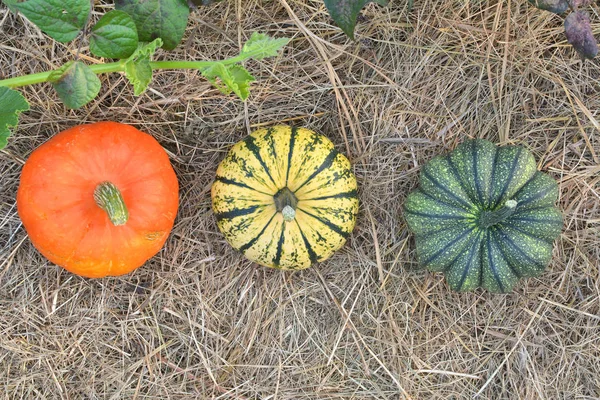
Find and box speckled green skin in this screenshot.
[404,139,562,293]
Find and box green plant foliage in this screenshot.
[115,0,190,50]
[0,1,291,148]
[0,87,30,148]
[564,11,599,59]
[404,139,562,293]
[201,63,255,101]
[0,31,288,148]
[241,32,290,60]
[14,0,91,43]
[323,0,388,39]
[90,10,139,59]
[123,39,163,96]
[48,61,101,109]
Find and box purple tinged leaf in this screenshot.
[14,0,91,43]
[323,0,388,39]
[48,61,101,109]
[569,0,593,8]
[564,11,598,59]
[115,0,189,51]
[527,0,569,14]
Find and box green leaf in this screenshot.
[14,0,91,43]
[89,10,139,59]
[0,87,30,149]
[48,61,101,109]
[323,0,388,39]
[201,63,256,101]
[240,32,289,60]
[115,0,189,51]
[123,38,163,96]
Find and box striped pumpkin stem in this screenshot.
[478,200,517,229]
[94,181,129,226]
[274,187,298,222]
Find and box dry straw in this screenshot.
[0,0,599,398]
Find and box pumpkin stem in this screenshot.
[274,187,298,222]
[94,182,129,226]
[282,205,296,221]
[478,200,517,229]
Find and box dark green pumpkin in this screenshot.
[404,139,562,293]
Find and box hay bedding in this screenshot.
[1,0,599,398]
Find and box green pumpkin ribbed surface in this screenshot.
[404,139,562,293]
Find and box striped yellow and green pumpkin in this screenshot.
[404,139,562,293]
[211,125,359,270]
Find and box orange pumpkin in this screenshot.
[17,121,179,278]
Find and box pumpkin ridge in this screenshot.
[414,220,473,239]
[106,136,152,178]
[244,135,279,188]
[215,205,263,222]
[492,147,523,209]
[445,154,474,205]
[294,166,354,199]
[293,148,339,193]
[47,217,94,268]
[421,169,473,210]
[404,208,472,221]
[302,189,358,201]
[514,185,558,208]
[508,216,562,224]
[511,204,559,215]
[511,169,540,199]
[442,230,479,274]
[486,230,506,292]
[421,226,475,266]
[215,176,273,196]
[273,225,286,267]
[455,231,482,291]
[491,228,523,279]
[295,219,319,265]
[62,143,95,178]
[495,228,546,270]
[67,219,114,276]
[238,212,277,252]
[417,189,474,214]
[501,224,555,245]
[285,126,297,187]
[119,166,174,187]
[487,148,500,209]
[296,207,350,239]
[471,140,485,207]
[44,198,87,213]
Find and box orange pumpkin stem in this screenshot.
[93,182,129,226]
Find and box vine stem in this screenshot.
[0,53,251,89]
